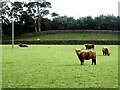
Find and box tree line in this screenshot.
[45,15,119,30]
[1,1,120,36]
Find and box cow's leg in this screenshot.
[80,60,82,65]
[80,60,84,65]
[103,52,104,55]
[92,58,96,65]
[94,59,96,65]
[92,59,94,65]
[82,60,84,65]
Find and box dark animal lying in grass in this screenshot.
[19,43,28,47]
[75,49,96,65]
[85,44,94,50]
[102,47,110,56]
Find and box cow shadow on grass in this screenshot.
[57,63,80,67]
[62,64,81,67]
[60,63,95,67]
[97,54,103,56]
[97,54,110,57]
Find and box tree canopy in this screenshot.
[1,1,119,36]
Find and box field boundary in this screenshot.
[2,40,120,45]
[17,30,119,38]
[41,30,120,34]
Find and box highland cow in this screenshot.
[19,43,28,47]
[102,47,110,56]
[75,49,96,65]
[85,44,94,50]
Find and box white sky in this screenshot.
[47,0,119,19]
[4,0,120,19]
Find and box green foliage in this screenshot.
[94,15,118,30]
[117,16,120,30]
[2,45,118,88]
[2,0,52,35]
[41,18,53,30]
[51,12,59,17]
[51,15,118,30]
[51,16,77,30]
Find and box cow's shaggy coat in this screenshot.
[75,49,96,65]
[102,47,110,56]
[85,44,94,50]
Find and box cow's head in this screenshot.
[74,49,84,55]
[108,52,110,56]
[106,48,110,56]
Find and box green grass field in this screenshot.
[2,45,118,88]
[16,33,118,40]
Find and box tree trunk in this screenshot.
[37,6,41,32]
[38,16,41,32]
[34,20,37,33]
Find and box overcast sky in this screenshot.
[47,0,119,19]
[5,0,120,19]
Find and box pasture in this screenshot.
[2,45,118,88]
[16,33,118,40]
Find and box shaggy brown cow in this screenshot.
[75,49,96,65]
[19,43,28,47]
[102,47,110,56]
[85,44,94,50]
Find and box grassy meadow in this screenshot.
[16,33,118,40]
[2,45,118,88]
